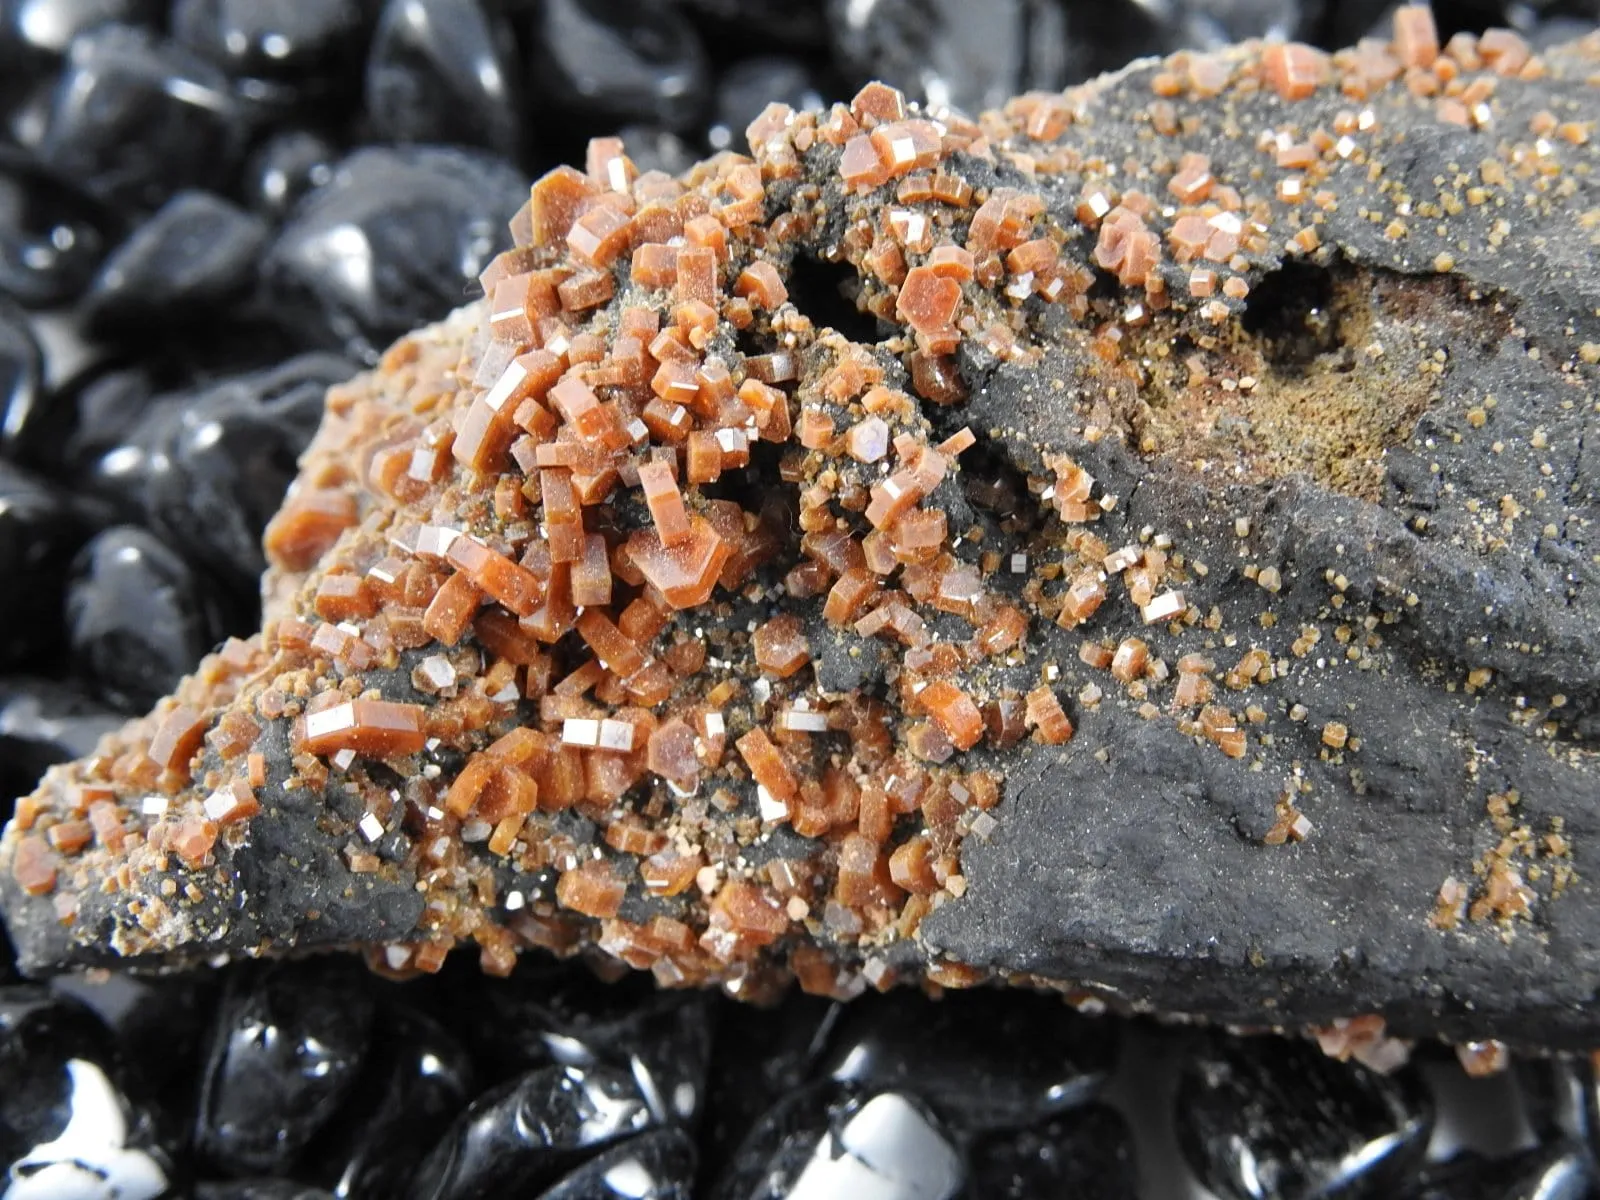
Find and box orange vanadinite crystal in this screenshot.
[737,727,798,802]
[302,699,427,758]
[918,681,984,751]
[1391,4,1439,69]
[626,517,729,608]
[1260,42,1330,101]
[264,488,356,572]
[637,460,692,547]
[148,705,209,778]
[556,859,626,918]
[1024,688,1074,744]
[753,614,810,678]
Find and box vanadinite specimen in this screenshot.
[4,9,1600,1048]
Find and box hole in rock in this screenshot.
[786,253,883,345]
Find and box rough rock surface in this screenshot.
[3,11,1600,1050]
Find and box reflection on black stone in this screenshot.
[526,0,711,136]
[1175,1034,1434,1200]
[36,24,240,209]
[366,0,521,157]
[964,1103,1139,1198]
[0,677,121,808]
[817,987,1115,1133]
[82,190,268,337]
[712,1084,964,1200]
[261,146,524,363]
[66,524,226,712]
[196,961,377,1177]
[0,145,114,309]
[536,1127,697,1200]
[407,1063,657,1200]
[0,985,170,1200]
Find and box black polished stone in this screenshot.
[243,129,336,219]
[66,524,227,712]
[261,145,524,363]
[82,189,268,337]
[964,1103,1139,1198]
[2,0,164,55]
[36,23,240,210]
[677,0,830,50]
[449,961,715,1127]
[408,1063,659,1200]
[617,125,698,177]
[365,0,520,156]
[195,960,377,1177]
[171,0,371,79]
[91,351,355,588]
[1402,1145,1597,1200]
[307,1001,475,1199]
[825,0,1069,116]
[526,0,711,135]
[537,1128,697,1200]
[711,1084,965,1200]
[0,294,43,461]
[0,146,114,309]
[707,56,825,153]
[816,988,1115,1133]
[55,360,159,474]
[1175,1034,1435,1200]
[195,1183,339,1200]
[0,678,122,809]
[0,462,106,673]
[0,985,171,1200]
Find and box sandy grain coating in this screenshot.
[4,10,1600,1049]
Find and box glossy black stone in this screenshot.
[0,295,43,461]
[617,125,698,177]
[537,1128,697,1200]
[825,0,1069,117]
[1516,1055,1594,1149]
[91,351,355,588]
[451,962,715,1127]
[816,988,1115,1133]
[1402,1145,1597,1200]
[0,146,114,309]
[1175,1034,1435,1200]
[2,0,163,55]
[244,130,337,219]
[407,1063,658,1200]
[964,1103,1139,1198]
[0,985,171,1200]
[0,678,122,808]
[707,56,825,153]
[195,1183,339,1200]
[261,145,524,363]
[82,189,269,337]
[0,462,106,672]
[195,961,377,1177]
[66,524,227,712]
[526,0,711,135]
[36,23,240,210]
[307,1001,475,1200]
[677,0,830,49]
[711,1084,965,1200]
[171,0,371,79]
[365,0,520,156]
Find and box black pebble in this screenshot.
[0,676,122,810]
[537,1127,698,1200]
[965,1102,1140,1198]
[408,1063,659,1200]
[82,189,269,337]
[1174,1033,1435,1200]
[526,0,712,136]
[195,961,378,1177]
[0,985,172,1198]
[35,23,241,209]
[243,128,337,219]
[66,524,226,712]
[816,986,1116,1133]
[91,351,355,590]
[0,145,114,309]
[261,145,525,363]
[0,294,44,460]
[365,0,521,157]
[0,461,107,672]
[306,1001,475,1199]
[171,0,372,80]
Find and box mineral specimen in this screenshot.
[4,7,1600,1050]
